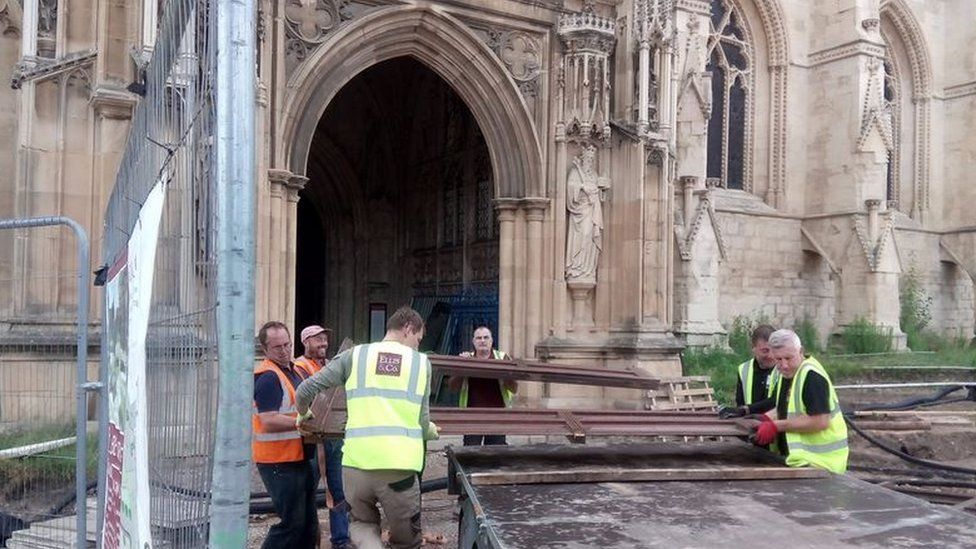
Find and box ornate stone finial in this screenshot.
[633,0,673,45]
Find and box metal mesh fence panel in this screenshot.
[99,1,221,547]
[0,220,93,548]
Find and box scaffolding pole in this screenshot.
[209,0,257,546]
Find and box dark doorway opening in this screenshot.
[295,57,499,356]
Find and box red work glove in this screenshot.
[752,420,779,446]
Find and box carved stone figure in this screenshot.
[565,145,610,281]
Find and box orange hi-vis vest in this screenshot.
[294,356,322,377]
[252,359,307,464]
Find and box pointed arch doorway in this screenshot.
[278,6,545,360]
[295,57,501,354]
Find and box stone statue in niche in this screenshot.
[565,145,610,281]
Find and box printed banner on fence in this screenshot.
[101,180,167,549]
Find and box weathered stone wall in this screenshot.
[713,191,836,341]
[896,228,975,338]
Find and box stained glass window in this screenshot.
[706,0,752,190]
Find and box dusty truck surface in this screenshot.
[447,442,976,549]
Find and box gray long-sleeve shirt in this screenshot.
[295,343,437,440]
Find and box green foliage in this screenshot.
[683,336,976,407]
[727,314,771,356]
[793,315,822,354]
[0,424,98,497]
[841,317,893,354]
[900,263,933,350]
[682,346,746,406]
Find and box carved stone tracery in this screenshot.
[483,28,542,99]
[284,0,354,74]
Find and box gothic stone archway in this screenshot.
[279,6,544,353]
[296,57,502,351]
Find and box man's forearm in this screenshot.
[774,413,830,433]
[748,397,775,414]
[258,412,300,433]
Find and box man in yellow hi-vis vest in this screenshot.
[295,307,439,549]
[719,324,780,419]
[750,329,849,474]
[447,325,517,445]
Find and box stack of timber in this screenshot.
[426,354,660,390]
[305,405,757,443]
[302,353,756,442]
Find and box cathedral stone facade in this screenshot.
[1,0,974,407]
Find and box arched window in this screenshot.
[879,0,933,218]
[706,0,753,190]
[882,55,899,204]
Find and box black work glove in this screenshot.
[717,405,749,419]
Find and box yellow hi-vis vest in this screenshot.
[773,356,849,474]
[458,349,514,408]
[342,341,429,472]
[737,358,780,405]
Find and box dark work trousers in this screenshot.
[257,460,319,549]
[462,434,507,446]
[323,439,351,547]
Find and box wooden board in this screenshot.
[466,466,829,486]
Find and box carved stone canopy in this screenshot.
[557,9,616,55]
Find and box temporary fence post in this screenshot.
[209,0,257,546]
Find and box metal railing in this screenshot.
[0,216,92,549]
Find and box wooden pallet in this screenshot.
[644,376,718,412]
[644,377,720,442]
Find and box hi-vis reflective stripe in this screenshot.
[788,406,841,419]
[346,387,425,404]
[280,405,297,414]
[407,350,421,395]
[355,345,368,388]
[739,361,752,400]
[345,426,423,439]
[254,431,302,442]
[350,343,423,397]
[788,439,849,454]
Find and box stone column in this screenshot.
[283,174,307,335]
[495,198,519,353]
[522,197,549,356]
[266,169,290,323]
[21,0,38,61]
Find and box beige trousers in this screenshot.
[342,466,422,549]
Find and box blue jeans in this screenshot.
[322,439,350,547]
[257,460,319,549]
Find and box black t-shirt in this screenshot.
[734,359,774,407]
[254,364,315,461]
[774,370,831,453]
